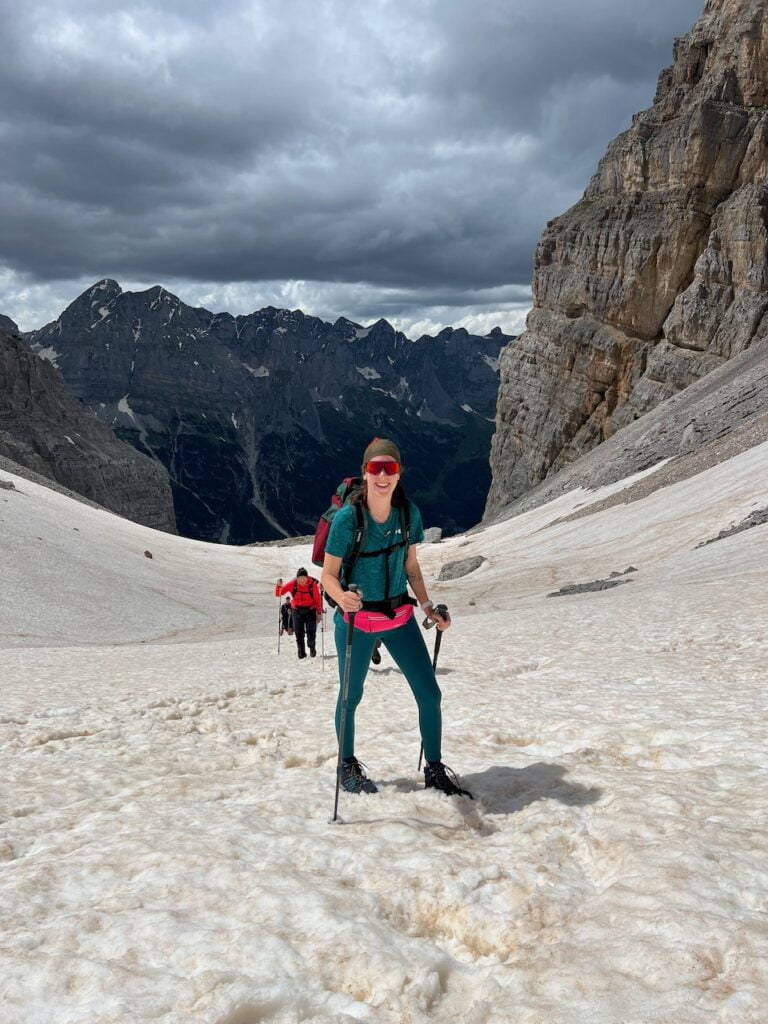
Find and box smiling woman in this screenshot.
[321,436,474,800]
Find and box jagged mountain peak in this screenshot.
[42,280,124,336]
[253,304,293,318]
[140,284,182,307]
[333,315,361,329]
[369,317,394,331]
[0,313,19,333]
[434,326,468,340]
[64,278,122,313]
[358,318,402,347]
[90,278,122,297]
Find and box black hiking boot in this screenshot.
[424,761,473,799]
[309,647,316,658]
[371,643,382,665]
[339,757,378,795]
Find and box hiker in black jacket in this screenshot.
[280,596,294,637]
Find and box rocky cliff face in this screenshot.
[487,0,768,516]
[0,327,176,531]
[28,282,507,542]
[493,334,768,521]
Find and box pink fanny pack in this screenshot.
[343,603,414,633]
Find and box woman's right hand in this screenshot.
[338,589,363,614]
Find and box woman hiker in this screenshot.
[321,437,473,799]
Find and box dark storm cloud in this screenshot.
[0,0,704,328]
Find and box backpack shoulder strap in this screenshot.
[399,501,411,559]
[342,502,367,581]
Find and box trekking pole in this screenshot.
[417,603,448,772]
[277,584,283,655]
[330,584,360,823]
[321,602,326,671]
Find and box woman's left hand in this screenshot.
[429,608,451,631]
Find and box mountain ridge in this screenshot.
[25,280,510,542]
[0,325,176,531]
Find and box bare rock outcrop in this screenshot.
[487,0,768,517]
[437,555,486,581]
[0,327,176,531]
[491,334,767,523]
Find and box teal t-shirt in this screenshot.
[326,499,424,602]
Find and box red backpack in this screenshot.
[291,578,318,607]
[311,477,362,568]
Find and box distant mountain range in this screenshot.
[25,281,510,542]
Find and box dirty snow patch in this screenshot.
[356,366,381,381]
[117,396,137,422]
[35,346,61,368]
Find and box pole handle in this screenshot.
[422,603,448,629]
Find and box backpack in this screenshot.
[311,477,411,604]
[311,477,361,568]
[291,577,317,604]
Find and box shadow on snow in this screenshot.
[464,762,602,814]
[380,761,601,815]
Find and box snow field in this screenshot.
[0,444,767,1022]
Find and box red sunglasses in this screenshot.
[364,459,400,476]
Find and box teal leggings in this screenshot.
[334,613,442,763]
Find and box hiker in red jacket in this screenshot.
[275,568,322,659]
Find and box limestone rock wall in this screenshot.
[0,328,176,532]
[486,0,768,517]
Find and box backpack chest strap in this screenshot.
[360,593,417,618]
[356,538,407,558]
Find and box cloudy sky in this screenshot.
[1,0,703,337]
